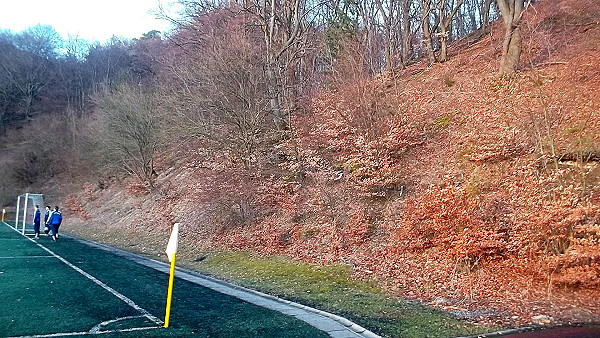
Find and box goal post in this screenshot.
[15,193,45,235]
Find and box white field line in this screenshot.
[89,315,149,333]
[7,326,162,338]
[1,221,163,327]
[0,256,54,259]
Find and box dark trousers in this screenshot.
[48,224,58,236]
[34,221,40,234]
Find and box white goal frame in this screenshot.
[15,193,45,235]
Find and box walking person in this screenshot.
[44,206,51,236]
[46,206,62,241]
[33,205,41,239]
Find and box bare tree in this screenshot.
[159,10,275,168]
[84,38,134,90]
[0,27,61,121]
[178,0,321,129]
[12,24,63,59]
[374,0,401,71]
[437,0,464,62]
[94,84,163,188]
[226,0,316,129]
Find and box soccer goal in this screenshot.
[15,193,44,235]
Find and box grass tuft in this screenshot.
[184,251,495,338]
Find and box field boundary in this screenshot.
[66,234,382,338]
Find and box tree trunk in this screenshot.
[438,0,464,62]
[481,0,492,30]
[24,82,35,118]
[499,24,521,75]
[439,0,449,62]
[421,0,436,65]
[497,0,524,75]
[375,0,395,71]
[400,0,411,66]
[266,65,285,129]
[439,30,449,62]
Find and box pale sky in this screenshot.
[0,0,181,42]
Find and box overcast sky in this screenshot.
[0,0,181,42]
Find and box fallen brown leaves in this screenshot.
[65,0,600,328]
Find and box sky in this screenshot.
[0,0,181,42]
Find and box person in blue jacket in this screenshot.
[33,205,41,239]
[44,206,51,236]
[46,206,62,241]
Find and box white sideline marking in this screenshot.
[1,222,163,327]
[0,255,54,259]
[7,326,161,338]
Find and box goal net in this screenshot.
[15,193,45,235]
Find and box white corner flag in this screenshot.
[164,222,179,328]
[165,223,179,262]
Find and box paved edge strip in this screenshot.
[63,234,381,338]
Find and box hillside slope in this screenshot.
[61,0,599,327]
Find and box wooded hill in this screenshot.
[1,0,599,327]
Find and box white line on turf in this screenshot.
[7,326,162,338]
[89,315,149,333]
[0,256,54,259]
[1,221,164,327]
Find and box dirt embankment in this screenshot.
[58,0,600,328]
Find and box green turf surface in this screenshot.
[0,222,328,337]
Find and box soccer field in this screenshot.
[0,222,328,337]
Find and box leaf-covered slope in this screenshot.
[66,0,600,326]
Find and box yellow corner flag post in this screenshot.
[164,222,180,328]
[1,209,5,222]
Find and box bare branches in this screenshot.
[94,84,163,188]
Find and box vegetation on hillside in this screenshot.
[1,0,598,332]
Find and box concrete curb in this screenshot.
[456,324,600,338]
[454,326,538,338]
[65,234,381,338]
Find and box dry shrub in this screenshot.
[342,204,372,246]
[126,182,150,196]
[64,194,90,220]
[536,206,600,287]
[302,90,424,198]
[391,184,510,264]
[82,182,96,201]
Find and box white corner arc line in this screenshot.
[89,315,150,333]
[1,222,163,326]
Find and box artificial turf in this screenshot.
[0,222,328,337]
